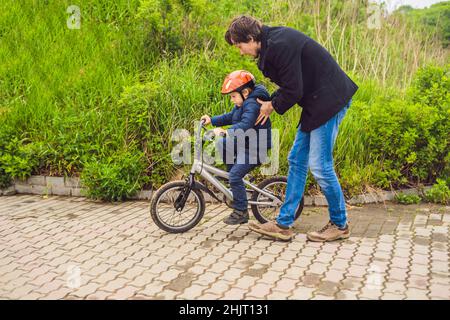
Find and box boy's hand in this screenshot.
[255,99,274,125]
[213,128,227,137]
[201,115,211,125]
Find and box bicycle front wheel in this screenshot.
[150,181,205,233]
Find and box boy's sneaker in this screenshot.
[306,221,350,242]
[248,221,294,241]
[223,209,249,225]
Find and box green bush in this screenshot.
[0,167,11,189]
[80,150,150,201]
[0,127,13,188]
[394,193,422,205]
[0,137,40,180]
[332,64,449,195]
[361,65,449,189]
[425,178,450,204]
[409,64,450,108]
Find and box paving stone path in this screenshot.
[0,195,448,300]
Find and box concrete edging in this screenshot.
[0,175,432,205]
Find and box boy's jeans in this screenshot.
[227,157,259,212]
[217,139,263,212]
[276,100,351,229]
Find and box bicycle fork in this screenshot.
[174,174,195,211]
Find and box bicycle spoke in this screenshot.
[156,187,200,228]
[255,181,288,221]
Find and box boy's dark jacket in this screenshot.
[258,25,358,132]
[211,84,272,152]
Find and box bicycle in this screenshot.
[150,119,304,233]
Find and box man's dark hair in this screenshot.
[225,15,263,45]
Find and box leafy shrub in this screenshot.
[0,168,11,189]
[80,150,150,201]
[0,138,40,180]
[409,64,450,108]
[424,178,450,204]
[360,65,450,189]
[394,193,422,204]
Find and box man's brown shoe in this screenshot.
[307,221,350,242]
[249,221,294,241]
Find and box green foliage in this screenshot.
[365,99,447,187]
[0,0,448,200]
[424,178,450,205]
[332,65,449,194]
[136,0,208,53]
[118,82,159,142]
[397,2,450,47]
[0,167,11,189]
[409,64,450,108]
[394,193,422,205]
[80,150,150,201]
[363,66,448,188]
[0,137,40,180]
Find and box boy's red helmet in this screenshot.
[221,70,256,94]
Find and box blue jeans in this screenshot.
[217,138,260,211]
[227,158,259,211]
[276,100,351,228]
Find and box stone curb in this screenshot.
[0,175,433,205]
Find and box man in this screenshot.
[225,16,358,242]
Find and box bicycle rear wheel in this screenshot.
[250,176,304,224]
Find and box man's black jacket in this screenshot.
[257,25,358,132]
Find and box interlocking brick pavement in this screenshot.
[0,195,449,300]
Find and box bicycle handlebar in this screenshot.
[197,119,225,142]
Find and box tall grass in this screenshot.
[0,0,448,199]
[267,0,449,87]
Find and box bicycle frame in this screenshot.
[189,121,282,207]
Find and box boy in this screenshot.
[201,70,272,225]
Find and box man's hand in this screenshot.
[200,115,211,125]
[255,99,274,125]
[213,127,227,137]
